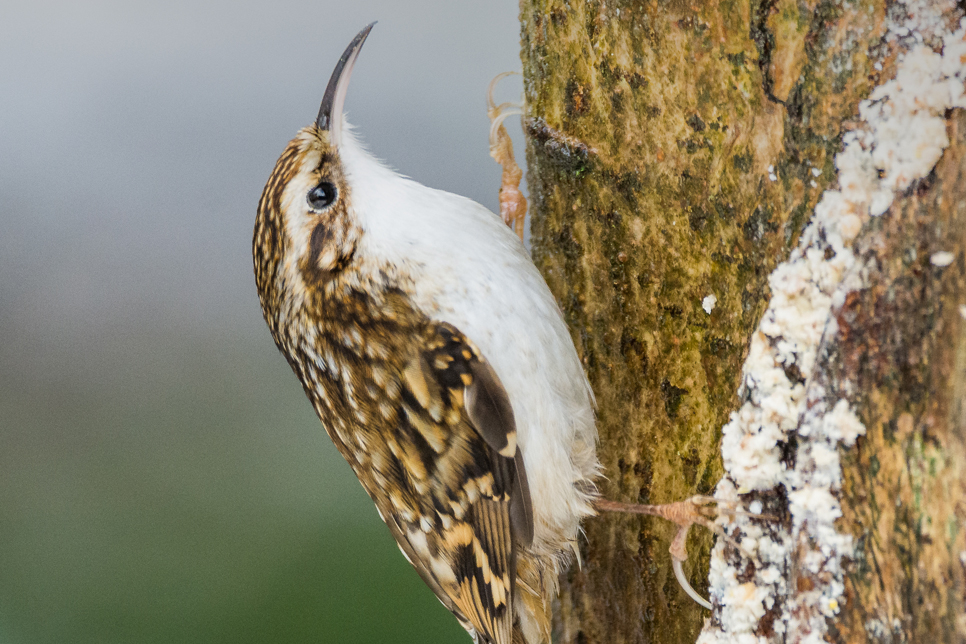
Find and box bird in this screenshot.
[252,22,746,644]
[253,23,599,644]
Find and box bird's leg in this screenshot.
[487,72,527,242]
[595,496,770,610]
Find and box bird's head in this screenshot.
[253,24,375,337]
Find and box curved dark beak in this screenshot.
[316,23,376,139]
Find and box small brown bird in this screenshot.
[253,24,598,644]
[254,23,725,644]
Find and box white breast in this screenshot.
[338,123,599,558]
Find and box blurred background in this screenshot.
[0,2,527,642]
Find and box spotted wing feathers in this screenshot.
[387,322,531,644]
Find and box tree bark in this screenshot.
[827,111,966,642]
[519,1,965,642]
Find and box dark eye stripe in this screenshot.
[309,223,334,265]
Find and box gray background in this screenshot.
[0,2,527,642]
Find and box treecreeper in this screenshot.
[253,23,736,644]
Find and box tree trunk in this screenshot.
[518,0,966,642]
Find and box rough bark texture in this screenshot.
[821,112,966,643]
[515,1,942,642]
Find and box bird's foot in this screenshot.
[594,496,772,610]
[486,72,527,242]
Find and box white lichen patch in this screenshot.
[699,5,966,643]
[930,250,955,265]
[703,294,718,314]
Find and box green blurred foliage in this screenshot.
[0,330,466,644]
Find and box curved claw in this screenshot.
[669,521,713,609]
[487,71,521,112]
[488,106,522,151]
[673,559,712,610]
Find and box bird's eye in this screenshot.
[307,181,337,211]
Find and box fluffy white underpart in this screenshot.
[336,123,599,566]
[699,6,966,643]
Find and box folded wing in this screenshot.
[379,322,533,644]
